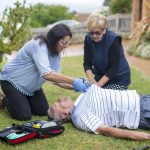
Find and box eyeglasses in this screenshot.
[89,31,102,36]
[89,28,105,36]
[59,40,71,47]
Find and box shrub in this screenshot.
[110,0,132,14]
[0,0,32,62]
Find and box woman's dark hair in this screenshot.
[35,24,72,56]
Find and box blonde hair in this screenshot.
[87,13,107,31]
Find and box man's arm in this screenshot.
[96,125,150,140]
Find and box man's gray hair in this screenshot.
[47,105,71,124]
[47,106,63,123]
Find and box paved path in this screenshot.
[7,42,150,79]
[62,44,84,57]
[63,43,150,79]
[124,50,150,78]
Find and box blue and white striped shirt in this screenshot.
[71,84,140,133]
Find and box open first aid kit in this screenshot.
[0,120,65,144]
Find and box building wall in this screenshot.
[75,13,90,22]
[131,0,140,28]
[132,0,150,28]
[142,0,150,18]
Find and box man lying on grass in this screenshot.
[48,84,150,140]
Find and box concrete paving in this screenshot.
[61,44,84,57]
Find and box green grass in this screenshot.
[0,56,150,150]
[0,58,7,71]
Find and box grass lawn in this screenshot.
[0,56,150,150]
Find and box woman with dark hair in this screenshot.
[0,24,87,121]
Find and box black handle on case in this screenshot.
[12,124,37,132]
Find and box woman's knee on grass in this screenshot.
[31,108,48,116]
[15,111,31,121]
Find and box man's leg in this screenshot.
[139,95,150,129]
[1,80,32,120]
[27,89,49,116]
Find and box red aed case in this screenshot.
[0,120,65,144]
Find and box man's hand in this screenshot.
[96,125,150,141]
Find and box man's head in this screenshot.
[47,96,74,123]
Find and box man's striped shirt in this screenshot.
[71,84,140,133]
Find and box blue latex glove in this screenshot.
[82,78,91,90]
[73,78,91,92]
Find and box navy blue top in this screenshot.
[83,29,131,86]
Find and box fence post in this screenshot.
[115,15,119,33]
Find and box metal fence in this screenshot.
[31,14,131,44]
[107,14,131,33]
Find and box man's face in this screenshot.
[51,96,73,120]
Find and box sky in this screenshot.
[0,0,105,13]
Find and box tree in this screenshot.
[0,0,32,62]
[110,0,132,14]
[103,0,112,6]
[30,4,75,27]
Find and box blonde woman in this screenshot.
[83,13,131,90]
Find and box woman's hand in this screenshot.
[89,79,99,86]
[73,78,88,92]
[97,81,103,87]
[97,75,110,88]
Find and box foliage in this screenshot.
[127,18,150,59]
[0,0,32,62]
[0,58,7,71]
[30,4,75,27]
[0,56,150,149]
[103,0,112,6]
[100,10,109,16]
[144,24,150,41]
[110,0,132,14]
[128,43,150,59]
